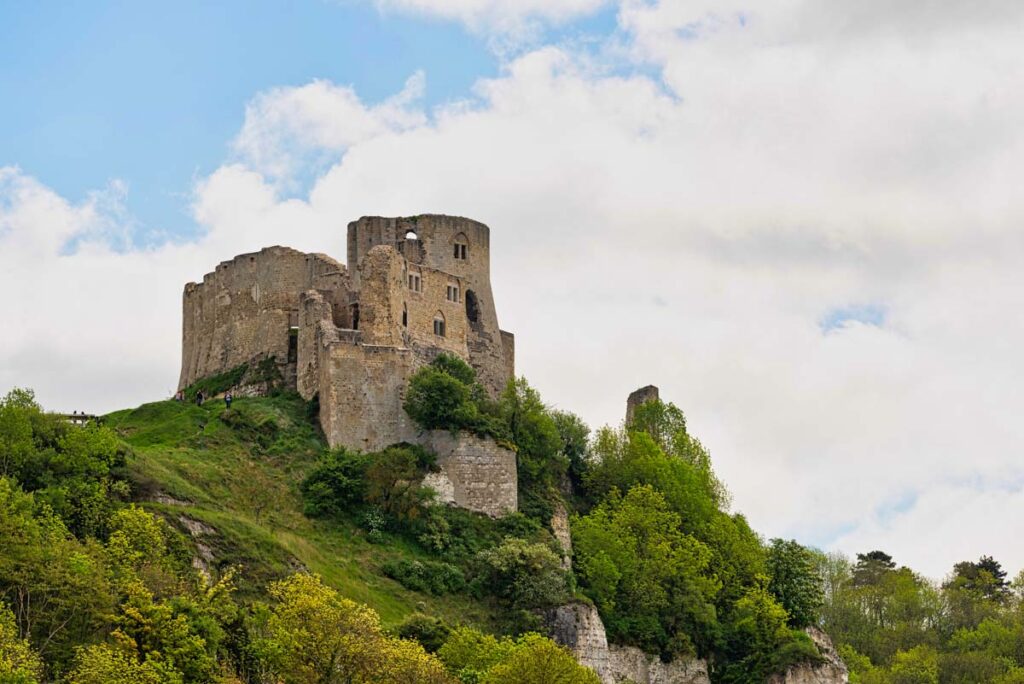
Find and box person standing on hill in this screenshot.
[225,391,233,410]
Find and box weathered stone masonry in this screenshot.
[179,215,518,515]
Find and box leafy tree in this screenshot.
[396,613,451,654]
[717,582,821,683]
[0,389,35,480]
[946,556,1011,603]
[300,448,370,518]
[403,355,501,438]
[766,538,825,628]
[437,626,518,681]
[438,628,599,684]
[365,444,437,522]
[889,645,939,684]
[65,644,174,684]
[498,378,565,521]
[573,484,717,656]
[258,573,451,684]
[0,478,112,673]
[853,551,897,587]
[482,633,601,684]
[551,410,589,492]
[0,603,41,684]
[475,537,570,611]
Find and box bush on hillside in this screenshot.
[382,558,466,595]
[403,355,505,439]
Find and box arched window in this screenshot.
[350,303,360,331]
[433,312,446,337]
[405,230,419,240]
[453,233,468,260]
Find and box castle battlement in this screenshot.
[178,215,517,516]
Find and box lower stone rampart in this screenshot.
[420,430,517,517]
[318,340,419,452]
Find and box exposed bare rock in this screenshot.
[547,603,709,684]
[550,502,573,570]
[179,516,217,537]
[768,627,849,684]
[153,492,192,506]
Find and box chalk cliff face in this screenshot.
[546,603,710,684]
[769,627,849,684]
[548,604,848,684]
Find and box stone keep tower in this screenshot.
[178,216,515,438]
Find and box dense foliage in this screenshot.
[573,398,821,681]
[819,549,1024,683]
[8,378,1024,684]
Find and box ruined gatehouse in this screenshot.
[178,215,517,516]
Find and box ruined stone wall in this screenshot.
[347,215,513,395]
[179,247,349,391]
[317,339,420,452]
[296,291,333,400]
[420,430,517,517]
[626,385,660,425]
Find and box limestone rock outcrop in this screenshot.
[769,627,849,684]
[547,603,710,684]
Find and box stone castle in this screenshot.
[178,215,517,516]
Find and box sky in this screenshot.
[2,0,1024,580]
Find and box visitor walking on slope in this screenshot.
[196,390,204,406]
[225,391,233,410]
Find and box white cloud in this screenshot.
[5,0,1024,578]
[372,0,610,40]
[232,73,427,181]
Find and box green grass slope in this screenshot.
[105,394,501,630]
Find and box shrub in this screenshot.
[382,559,466,595]
[300,449,371,518]
[474,537,569,610]
[403,355,504,439]
[396,614,452,653]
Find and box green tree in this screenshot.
[766,538,825,628]
[300,448,370,518]
[482,633,600,684]
[572,484,718,656]
[65,644,173,684]
[498,378,565,521]
[258,573,451,684]
[890,645,939,684]
[0,603,41,684]
[475,538,570,611]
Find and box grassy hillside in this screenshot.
[105,393,502,630]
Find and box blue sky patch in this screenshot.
[820,303,886,333]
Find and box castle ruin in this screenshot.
[178,215,517,515]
